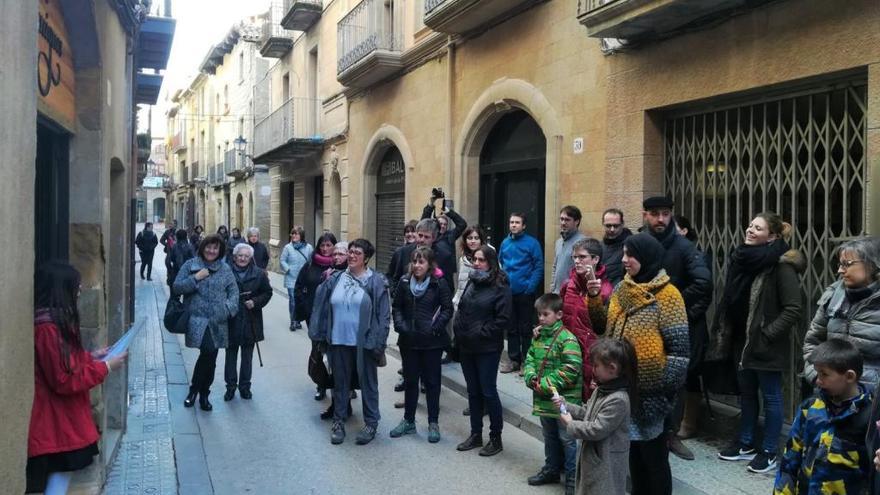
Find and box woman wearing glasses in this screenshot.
[707,212,805,475]
[309,239,391,446]
[803,236,880,388]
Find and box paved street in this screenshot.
[106,230,775,494]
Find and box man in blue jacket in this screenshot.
[498,212,544,373]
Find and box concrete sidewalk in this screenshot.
[266,270,775,495]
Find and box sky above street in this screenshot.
[138,0,271,136]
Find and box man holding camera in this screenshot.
[420,188,467,290]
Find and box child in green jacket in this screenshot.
[523,293,583,494]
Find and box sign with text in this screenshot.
[38,0,76,131]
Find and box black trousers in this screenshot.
[140,250,154,279]
[401,348,443,423]
[224,343,255,389]
[629,433,672,495]
[507,293,536,364]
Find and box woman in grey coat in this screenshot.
[174,234,239,411]
[279,225,313,331]
[803,236,880,388]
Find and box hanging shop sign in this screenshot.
[38,0,76,131]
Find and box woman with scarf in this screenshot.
[454,245,513,457]
[593,233,689,495]
[559,237,613,401]
[390,247,454,443]
[706,213,804,475]
[223,243,273,401]
[27,262,128,494]
[280,226,314,331]
[454,226,491,308]
[295,232,338,401]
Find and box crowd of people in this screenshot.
[27,193,880,494]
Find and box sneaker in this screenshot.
[747,451,777,474]
[390,419,416,438]
[331,422,345,444]
[356,424,378,445]
[718,443,757,461]
[428,423,441,443]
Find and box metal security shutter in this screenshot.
[664,80,867,415]
[376,193,405,271]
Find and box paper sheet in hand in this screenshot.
[101,320,144,361]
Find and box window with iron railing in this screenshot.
[337,0,403,73]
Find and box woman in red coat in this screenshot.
[27,261,127,494]
[558,238,612,400]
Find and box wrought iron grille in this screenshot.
[337,0,402,74]
[664,82,867,410]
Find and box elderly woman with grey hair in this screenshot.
[803,236,880,388]
[246,227,270,270]
[223,243,273,401]
[174,234,239,411]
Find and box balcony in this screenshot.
[260,1,294,58]
[172,132,186,154]
[577,0,777,41]
[337,0,404,89]
[253,97,323,165]
[281,0,322,31]
[424,0,543,35]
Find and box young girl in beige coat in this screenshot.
[554,338,637,495]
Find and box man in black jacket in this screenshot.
[421,197,467,285]
[599,208,632,287]
[135,222,159,280]
[642,196,713,461]
[159,219,178,253]
[166,229,194,287]
[246,227,270,270]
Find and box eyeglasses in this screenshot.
[603,223,622,229]
[838,260,863,269]
[348,250,365,257]
[234,254,250,259]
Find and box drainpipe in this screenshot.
[445,35,455,201]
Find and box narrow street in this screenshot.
[104,227,776,494]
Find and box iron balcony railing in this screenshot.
[253,96,322,158]
[263,1,291,39]
[578,0,618,15]
[424,0,446,14]
[337,0,403,74]
[224,149,239,175]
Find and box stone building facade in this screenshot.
[1,0,173,491]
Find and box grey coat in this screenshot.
[279,242,313,288]
[308,269,391,352]
[566,386,630,495]
[803,280,880,386]
[173,256,239,350]
[552,229,586,293]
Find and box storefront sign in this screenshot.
[38,0,76,131]
[377,148,405,193]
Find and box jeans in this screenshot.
[328,345,380,426]
[401,348,443,423]
[140,250,154,279]
[224,343,255,389]
[459,351,503,436]
[287,288,296,325]
[508,293,536,364]
[541,417,577,477]
[630,433,672,495]
[738,368,783,454]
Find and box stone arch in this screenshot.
[454,78,563,249]
[360,124,414,244]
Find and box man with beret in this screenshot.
[642,195,713,461]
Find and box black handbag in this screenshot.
[308,347,333,389]
[163,294,190,334]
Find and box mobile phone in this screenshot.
[443,199,454,210]
[584,265,596,281]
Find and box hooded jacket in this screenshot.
[707,249,806,372]
[499,232,544,295]
[803,280,880,386]
[392,274,454,350]
[280,242,314,289]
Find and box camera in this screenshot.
[431,187,445,200]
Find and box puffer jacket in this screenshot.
[774,385,872,495]
[228,262,273,346]
[560,266,611,400]
[453,255,474,308]
[593,270,690,441]
[707,249,806,372]
[309,269,391,352]
[392,275,454,350]
[173,256,240,350]
[279,242,313,288]
[523,321,583,417]
[803,280,880,386]
[453,277,513,354]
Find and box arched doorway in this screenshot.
[374,147,405,271]
[479,110,546,247]
[152,197,166,222]
[186,191,196,228]
[235,193,244,231]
